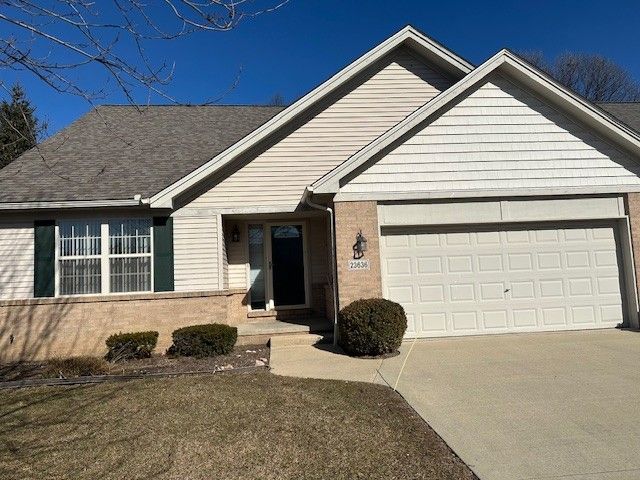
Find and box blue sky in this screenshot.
[4,0,640,135]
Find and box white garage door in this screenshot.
[381,222,625,337]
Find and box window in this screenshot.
[59,221,102,295]
[58,218,152,295]
[108,219,152,293]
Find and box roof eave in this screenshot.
[0,198,147,211]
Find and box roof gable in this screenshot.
[311,50,640,194]
[149,25,473,208]
[338,74,640,198]
[176,47,458,212]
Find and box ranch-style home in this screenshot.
[3,25,640,361]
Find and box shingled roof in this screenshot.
[598,103,640,134]
[0,105,284,203]
[2,101,640,205]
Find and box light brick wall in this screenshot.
[626,193,640,305]
[0,289,247,362]
[334,201,382,309]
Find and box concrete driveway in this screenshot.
[271,330,640,480]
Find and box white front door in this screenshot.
[381,222,626,338]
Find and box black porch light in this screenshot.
[232,225,240,243]
[353,230,368,258]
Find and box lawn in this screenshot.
[0,372,476,480]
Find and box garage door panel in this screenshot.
[381,221,625,338]
[451,311,478,331]
[416,256,442,274]
[420,312,447,333]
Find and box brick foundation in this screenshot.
[0,289,247,362]
[334,201,382,309]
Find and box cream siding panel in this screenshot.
[0,222,34,300]
[173,216,220,291]
[221,220,229,290]
[226,222,248,289]
[344,74,640,194]
[186,48,454,210]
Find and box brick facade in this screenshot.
[626,193,640,304]
[0,289,247,362]
[334,200,382,309]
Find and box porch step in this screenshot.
[236,318,332,346]
[270,333,333,348]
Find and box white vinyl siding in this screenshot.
[221,223,229,290]
[185,48,454,210]
[226,223,248,289]
[173,215,221,291]
[0,222,34,300]
[343,74,640,194]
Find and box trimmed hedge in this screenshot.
[169,324,237,357]
[105,331,159,361]
[44,356,110,378]
[338,298,407,357]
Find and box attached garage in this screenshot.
[377,197,637,338]
[381,222,625,337]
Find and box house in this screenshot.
[2,26,640,361]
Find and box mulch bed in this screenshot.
[0,345,269,382]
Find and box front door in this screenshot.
[270,224,306,307]
[247,222,308,310]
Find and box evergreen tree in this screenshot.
[0,84,45,168]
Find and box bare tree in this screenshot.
[0,1,288,105]
[267,92,286,106]
[518,50,640,102]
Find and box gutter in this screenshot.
[0,197,148,211]
[303,187,339,346]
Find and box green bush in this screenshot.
[338,298,407,357]
[105,331,159,361]
[169,324,237,357]
[43,356,110,378]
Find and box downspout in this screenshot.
[303,187,339,346]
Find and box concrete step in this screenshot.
[237,319,331,336]
[270,333,333,348]
[236,318,332,346]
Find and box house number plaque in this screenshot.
[348,259,370,270]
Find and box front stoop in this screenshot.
[236,318,332,346]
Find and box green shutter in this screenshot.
[153,217,174,292]
[34,220,55,297]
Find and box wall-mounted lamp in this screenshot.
[353,230,368,259]
[232,225,240,243]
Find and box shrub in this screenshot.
[169,324,237,357]
[338,298,407,357]
[105,331,159,361]
[43,356,110,378]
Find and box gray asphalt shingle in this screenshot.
[598,102,640,134]
[0,105,283,203]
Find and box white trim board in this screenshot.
[377,196,625,227]
[148,26,473,209]
[333,186,640,202]
[311,50,640,194]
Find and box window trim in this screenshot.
[55,217,155,297]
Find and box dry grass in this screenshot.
[42,356,110,378]
[0,372,476,480]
